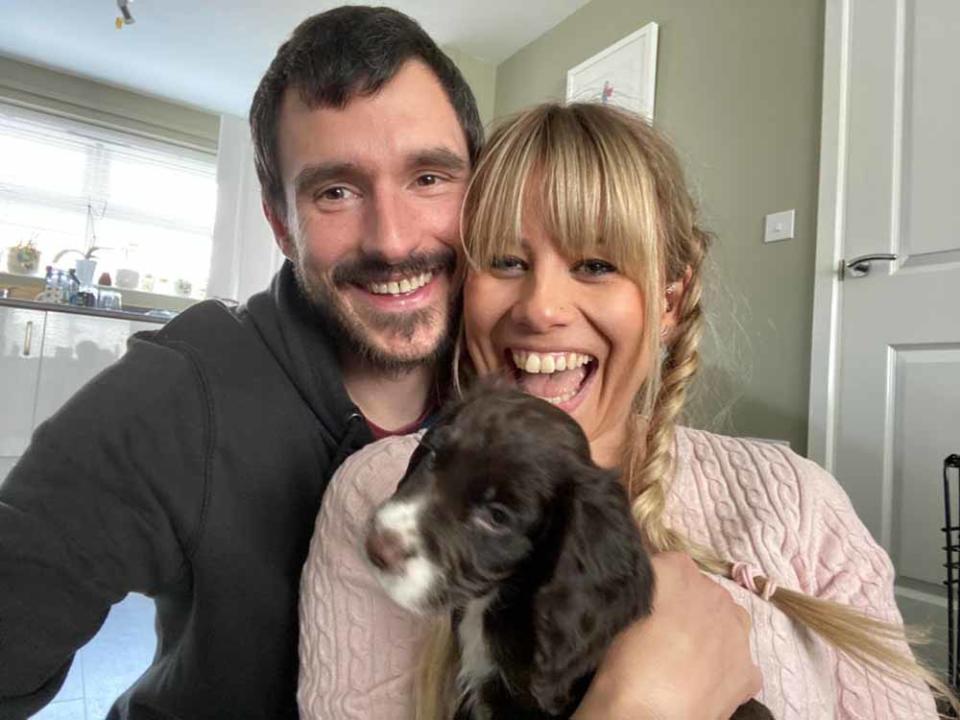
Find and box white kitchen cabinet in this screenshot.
[33,312,157,428]
[0,306,46,457]
[0,306,159,484]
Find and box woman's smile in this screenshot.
[505,349,596,410]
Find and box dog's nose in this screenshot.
[365,526,412,574]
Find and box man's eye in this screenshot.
[574,258,618,277]
[316,186,355,202]
[416,174,441,187]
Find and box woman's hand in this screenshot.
[574,552,761,720]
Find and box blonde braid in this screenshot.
[626,228,729,574]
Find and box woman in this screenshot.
[298,102,944,719]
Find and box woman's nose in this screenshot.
[510,273,573,332]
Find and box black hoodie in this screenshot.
[0,263,375,719]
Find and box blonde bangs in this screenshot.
[462,104,664,291]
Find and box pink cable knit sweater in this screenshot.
[298,427,937,719]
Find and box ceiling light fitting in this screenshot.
[116,0,135,29]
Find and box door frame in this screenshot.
[807,0,849,473]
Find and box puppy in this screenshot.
[366,385,772,719]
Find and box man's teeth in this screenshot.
[511,350,593,374]
[367,272,433,296]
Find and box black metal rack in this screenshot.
[945,453,960,695]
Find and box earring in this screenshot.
[664,283,677,313]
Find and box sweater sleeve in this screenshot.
[298,434,427,720]
[0,335,207,719]
[795,456,939,720]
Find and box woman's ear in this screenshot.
[660,265,693,340]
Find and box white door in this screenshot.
[809,0,960,660]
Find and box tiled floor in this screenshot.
[31,593,156,720]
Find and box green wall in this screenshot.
[444,46,497,131]
[494,0,825,454]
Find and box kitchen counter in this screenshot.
[0,297,174,325]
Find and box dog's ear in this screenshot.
[528,463,654,715]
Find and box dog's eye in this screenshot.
[489,505,509,525]
[472,503,512,533]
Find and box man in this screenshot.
[0,7,757,719]
[0,8,479,719]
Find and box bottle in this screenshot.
[54,270,65,303]
[67,269,81,305]
[43,266,54,292]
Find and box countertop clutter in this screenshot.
[0,296,172,324]
[0,270,196,325]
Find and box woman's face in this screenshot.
[464,204,667,466]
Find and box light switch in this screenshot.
[764,209,795,243]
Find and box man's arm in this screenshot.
[0,337,207,718]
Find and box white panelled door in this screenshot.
[812,0,960,623]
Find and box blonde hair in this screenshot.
[425,103,956,718]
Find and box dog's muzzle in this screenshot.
[365,524,414,574]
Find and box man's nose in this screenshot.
[362,190,419,263]
[510,273,574,332]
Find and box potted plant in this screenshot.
[7,237,41,275]
[54,244,103,286]
[53,202,107,286]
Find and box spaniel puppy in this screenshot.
[366,385,772,720]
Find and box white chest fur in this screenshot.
[456,593,496,703]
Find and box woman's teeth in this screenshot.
[510,350,594,406]
[510,350,593,374]
[543,388,579,405]
[366,271,433,296]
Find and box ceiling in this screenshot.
[0,0,589,117]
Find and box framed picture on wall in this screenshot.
[565,22,659,121]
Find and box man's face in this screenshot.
[268,60,470,370]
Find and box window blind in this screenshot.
[0,101,218,298]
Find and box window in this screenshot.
[0,102,217,298]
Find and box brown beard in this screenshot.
[292,247,458,374]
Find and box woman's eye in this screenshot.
[488,255,527,273]
[574,258,618,277]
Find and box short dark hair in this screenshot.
[250,6,483,218]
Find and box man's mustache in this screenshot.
[331,248,457,286]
